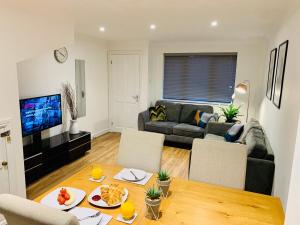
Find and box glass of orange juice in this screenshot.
[121,201,135,220]
[91,166,103,180]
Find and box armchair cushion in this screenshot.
[224,124,244,142]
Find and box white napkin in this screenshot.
[69,207,112,225]
[116,213,138,224]
[113,168,153,185]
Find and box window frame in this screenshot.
[162,52,238,104]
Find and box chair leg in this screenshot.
[0,214,7,225]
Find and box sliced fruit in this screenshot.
[64,190,76,206]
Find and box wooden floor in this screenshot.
[26,132,190,200]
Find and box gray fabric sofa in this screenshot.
[138,100,216,145]
[205,119,275,195]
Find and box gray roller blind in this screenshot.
[163,53,237,103]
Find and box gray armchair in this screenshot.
[204,121,275,195]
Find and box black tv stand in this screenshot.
[32,132,42,147]
[23,131,91,185]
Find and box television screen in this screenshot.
[20,94,62,137]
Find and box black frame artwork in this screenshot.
[266,48,277,100]
[273,40,289,109]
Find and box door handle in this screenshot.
[132,95,139,101]
[1,161,8,166]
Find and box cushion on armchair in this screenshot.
[224,124,244,142]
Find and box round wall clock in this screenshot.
[54,47,68,63]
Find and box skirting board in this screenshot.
[92,128,110,139]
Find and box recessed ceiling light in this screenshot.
[150,24,156,30]
[211,20,218,27]
[99,26,106,32]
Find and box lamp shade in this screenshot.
[235,82,248,94]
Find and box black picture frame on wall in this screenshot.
[273,40,289,109]
[266,48,277,100]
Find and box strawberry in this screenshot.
[57,195,66,205]
[64,193,70,200]
[60,188,67,195]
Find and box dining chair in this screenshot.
[118,128,165,172]
[189,139,247,189]
[0,194,79,225]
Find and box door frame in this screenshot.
[0,118,11,194]
[108,50,142,132]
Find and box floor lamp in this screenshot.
[235,80,250,122]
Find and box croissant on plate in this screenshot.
[100,184,125,206]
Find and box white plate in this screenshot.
[121,169,146,182]
[88,185,128,208]
[40,187,86,210]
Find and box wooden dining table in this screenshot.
[35,164,284,225]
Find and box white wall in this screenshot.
[285,114,300,224]
[258,8,300,210]
[17,35,109,139]
[0,2,74,197]
[149,40,267,123]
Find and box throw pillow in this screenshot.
[224,124,244,142]
[149,105,167,121]
[193,110,203,126]
[193,110,216,128]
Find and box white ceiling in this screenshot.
[73,0,300,41]
[5,0,300,41]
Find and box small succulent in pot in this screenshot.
[157,170,171,198]
[145,186,162,220]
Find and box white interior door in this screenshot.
[110,52,141,131]
[0,121,10,194]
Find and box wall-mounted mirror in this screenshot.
[75,59,86,118]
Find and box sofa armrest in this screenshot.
[206,122,233,136]
[138,110,150,131]
[245,157,275,195]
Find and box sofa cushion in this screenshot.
[193,110,217,128]
[205,134,225,142]
[149,105,167,121]
[156,100,182,122]
[224,124,244,142]
[145,121,178,135]
[173,123,205,138]
[179,104,214,124]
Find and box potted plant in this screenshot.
[62,82,79,134]
[145,186,162,220]
[157,170,171,198]
[220,104,241,123]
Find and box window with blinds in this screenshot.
[163,53,237,103]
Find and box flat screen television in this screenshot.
[20,94,62,137]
